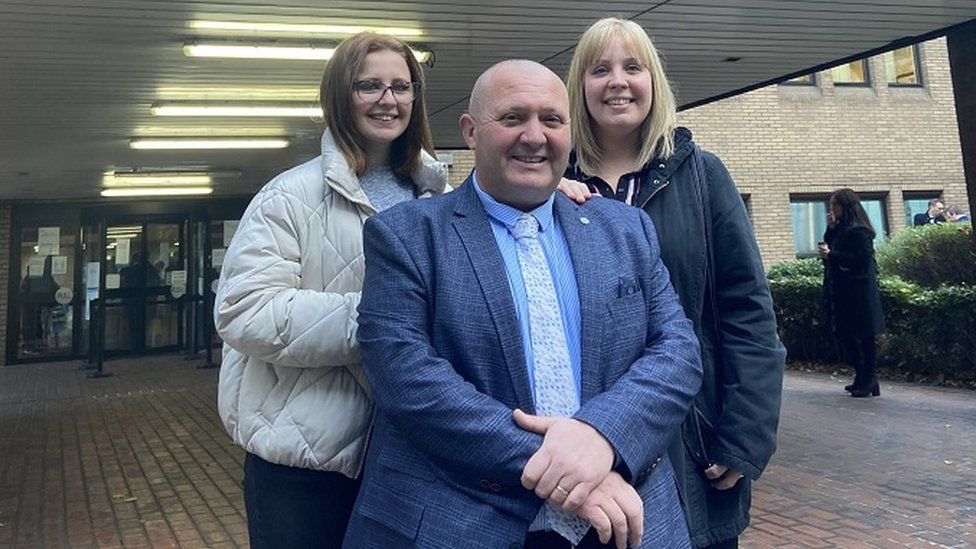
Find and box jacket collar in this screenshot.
[633,127,696,208]
[319,129,449,209]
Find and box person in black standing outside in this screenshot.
[912,198,946,226]
[819,188,886,398]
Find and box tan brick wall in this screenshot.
[441,150,477,188]
[677,37,968,266]
[0,202,10,364]
[436,40,969,268]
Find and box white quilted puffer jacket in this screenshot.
[215,130,448,476]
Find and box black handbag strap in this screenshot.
[690,144,720,331]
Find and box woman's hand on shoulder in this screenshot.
[556,178,594,204]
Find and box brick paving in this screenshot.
[0,356,973,548]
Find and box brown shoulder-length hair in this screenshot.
[830,188,877,238]
[320,32,435,178]
[567,18,677,176]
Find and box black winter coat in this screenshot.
[571,128,786,547]
[822,224,886,337]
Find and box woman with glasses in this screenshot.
[214,32,447,548]
[559,18,785,549]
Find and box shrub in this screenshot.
[769,258,976,381]
[767,260,840,362]
[876,221,976,288]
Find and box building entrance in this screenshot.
[6,198,247,365]
[86,219,187,355]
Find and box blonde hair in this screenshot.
[319,32,435,178]
[567,18,677,175]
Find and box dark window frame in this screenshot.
[789,192,889,259]
[903,190,943,226]
[884,44,924,88]
[830,59,871,87]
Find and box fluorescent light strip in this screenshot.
[105,225,142,233]
[183,43,430,63]
[101,187,214,197]
[190,21,424,38]
[154,86,319,101]
[130,138,290,149]
[150,103,321,117]
[104,174,213,187]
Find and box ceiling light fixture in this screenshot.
[154,86,319,101]
[190,21,424,38]
[130,137,290,149]
[150,102,321,117]
[103,173,213,187]
[101,187,215,197]
[182,42,431,63]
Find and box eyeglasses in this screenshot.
[353,80,421,103]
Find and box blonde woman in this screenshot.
[561,18,786,549]
[214,32,447,548]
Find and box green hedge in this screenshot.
[768,230,976,381]
[877,221,975,287]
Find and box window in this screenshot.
[861,198,888,247]
[791,200,829,257]
[790,194,888,258]
[782,74,815,86]
[882,45,922,86]
[903,192,942,226]
[830,60,869,85]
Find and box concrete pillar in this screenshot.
[946,20,976,246]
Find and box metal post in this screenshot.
[197,216,217,369]
[87,298,113,379]
[198,292,216,369]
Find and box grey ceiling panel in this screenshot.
[0,0,973,198]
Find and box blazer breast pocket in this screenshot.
[606,290,648,330]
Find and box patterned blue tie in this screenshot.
[511,213,590,543]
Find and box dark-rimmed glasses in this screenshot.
[353,80,421,103]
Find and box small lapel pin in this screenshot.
[579,217,590,225]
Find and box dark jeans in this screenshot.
[243,452,360,549]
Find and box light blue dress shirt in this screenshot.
[472,173,582,404]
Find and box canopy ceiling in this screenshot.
[1,0,974,199]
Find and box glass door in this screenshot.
[100,220,186,354]
[144,222,185,350]
[15,225,77,360]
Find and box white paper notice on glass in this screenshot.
[28,256,45,276]
[169,270,187,288]
[116,238,131,265]
[51,256,68,275]
[38,227,60,256]
[106,273,121,289]
[86,262,100,289]
[212,248,226,267]
[223,220,240,247]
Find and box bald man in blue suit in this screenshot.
[345,60,702,549]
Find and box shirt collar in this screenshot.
[472,171,556,233]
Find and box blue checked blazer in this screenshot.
[344,177,702,548]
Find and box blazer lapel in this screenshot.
[451,180,535,412]
[553,196,603,402]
